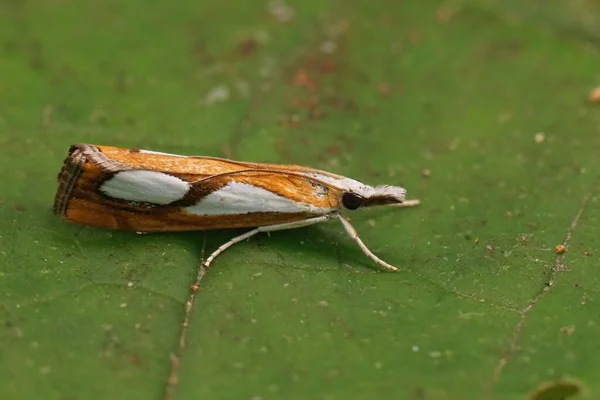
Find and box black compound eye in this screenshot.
[342,192,363,210]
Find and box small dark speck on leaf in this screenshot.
[435,6,455,23]
[236,37,259,56]
[128,354,143,366]
[28,40,45,71]
[559,325,575,336]
[15,204,26,212]
[292,69,316,91]
[412,386,426,399]
[377,82,391,96]
[191,39,214,65]
[4,40,18,54]
[324,96,357,112]
[327,146,339,155]
[408,30,423,44]
[291,97,318,110]
[308,107,325,119]
[114,70,134,93]
[317,58,338,74]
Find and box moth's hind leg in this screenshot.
[203,215,332,268]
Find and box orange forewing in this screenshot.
[96,145,342,177]
[55,144,344,232]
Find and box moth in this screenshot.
[54,144,420,271]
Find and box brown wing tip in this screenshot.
[53,144,94,216]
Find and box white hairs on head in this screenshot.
[362,185,407,202]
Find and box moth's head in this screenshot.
[341,185,407,210]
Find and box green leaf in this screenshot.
[1,1,599,399]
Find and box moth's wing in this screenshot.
[96,144,359,182]
[55,144,343,232]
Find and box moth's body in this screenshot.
[54,144,419,271]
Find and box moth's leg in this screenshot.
[336,214,399,272]
[203,214,332,268]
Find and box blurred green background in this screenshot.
[1,1,599,399]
